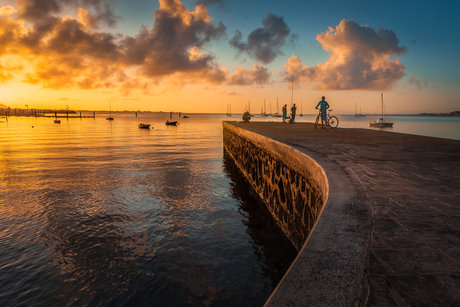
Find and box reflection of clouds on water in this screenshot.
[1,114,298,307]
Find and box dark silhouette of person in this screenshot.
[291,104,297,123]
[242,111,251,123]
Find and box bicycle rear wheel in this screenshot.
[314,115,320,129]
[328,116,339,128]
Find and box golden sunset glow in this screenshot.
[0,0,459,113]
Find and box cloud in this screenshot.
[121,0,227,80]
[0,58,24,83]
[0,5,17,16]
[408,74,428,89]
[16,0,119,27]
[1,0,278,92]
[280,19,406,91]
[0,0,234,90]
[227,64,270,85]
[229,13,295,64]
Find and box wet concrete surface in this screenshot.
[232,122,460,306]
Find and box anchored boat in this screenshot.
[138,123,151,129]
[106,101,114,121]
[369,93,393,127]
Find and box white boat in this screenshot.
[272,98,282,117]
[369,93,393,127]
[138,123,151,129]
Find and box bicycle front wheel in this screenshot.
[314,115,320,129]
[328,116,339,128]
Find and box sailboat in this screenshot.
[226,104,232,116]
[261,99,268,116]
[54,110,60,123]
[106,101,114,120]
[354,103,366,117]
[369,93,393,127]
[272,98,282,117]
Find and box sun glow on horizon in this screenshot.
[0,0,458,114]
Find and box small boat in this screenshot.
[106,101,114,120]
[183,116,190,118]
[138,123,151,129]
[354,103,366,118]
[0,116,6,122]
[369,93,393,127]
[226,104,232,116]
[272,98,282,117]
[54,119,61,124]
[165,121,178,126]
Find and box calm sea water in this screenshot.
[0,113,297,307]
[1,112,459,307]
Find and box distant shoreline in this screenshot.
[2,108,460,117]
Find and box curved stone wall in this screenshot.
[223,122,328,250]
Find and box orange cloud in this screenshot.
[0,58,23,83]
[281,19,406,90]
[0,0,275,92]
[121,0,226,82]
[227,64,270,86]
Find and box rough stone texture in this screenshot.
[223,125,324,250]
[229,122,460,307]
[223,122,371,307]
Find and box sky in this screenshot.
[0,0,459,114]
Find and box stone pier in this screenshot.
[223,121,460,306]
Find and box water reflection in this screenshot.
[0,114,298,307]
[223,150,297,289]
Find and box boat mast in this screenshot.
[291,74,294,109]
[381,93,384,118]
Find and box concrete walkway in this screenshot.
[232,122,460,306]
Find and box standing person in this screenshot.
[291,103,297,123]
[282,104,287,123]
[315,96,330,128]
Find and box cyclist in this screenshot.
[315,96,330,128]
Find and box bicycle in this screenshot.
[314,109,339,129]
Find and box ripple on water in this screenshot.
[0,115,297,306]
